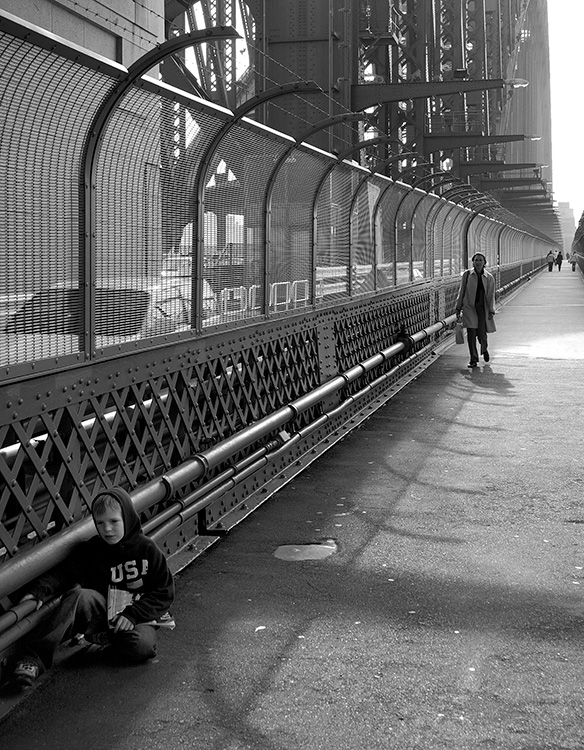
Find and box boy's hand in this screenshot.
[20,594,43,611]
[112,614,135,633]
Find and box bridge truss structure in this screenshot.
[0,0,564,678]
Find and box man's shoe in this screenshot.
[13,659,41,689]
[483,350,490,362]
[467,361,478,368]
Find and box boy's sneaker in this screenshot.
[155,612,176,630]
[71,631,111,653]
[84,631,111,647]
[13,659,41,689]
[145,612,176,630]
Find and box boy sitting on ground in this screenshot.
[12,486,175,689]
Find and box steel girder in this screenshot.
[160,2,546,213]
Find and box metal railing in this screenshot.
[0,306,461,650]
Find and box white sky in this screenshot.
[548,1,584,223]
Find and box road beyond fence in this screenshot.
[1,267,584,749]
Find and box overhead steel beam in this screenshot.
[423,134,524,153]
[351,79,505,111]
[478,177,543,189]
[496,189,548,198]
[511,206,559,212]
[510,207,559,213]
[502,204,555,211]
[500,195,553,203]
[459,162,538,175]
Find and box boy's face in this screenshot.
[94,506,125,545]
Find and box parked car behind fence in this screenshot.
[1,279,218,366]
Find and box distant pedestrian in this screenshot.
[546,250,555,271]
[570,253,578,272]
[455,253,496,368]
[556,251,563,271]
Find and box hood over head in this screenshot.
[91,486,142,544]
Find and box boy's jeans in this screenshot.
[21,586,157,671]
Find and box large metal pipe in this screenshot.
[144,316,459,544]
[0,597,61,652]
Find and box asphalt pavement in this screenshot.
[1,265,584,750]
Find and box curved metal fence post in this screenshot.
[81,27,240,347]
[194,81,322,318]
[265,114,373,305]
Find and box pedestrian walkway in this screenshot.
[2,268,584,750]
